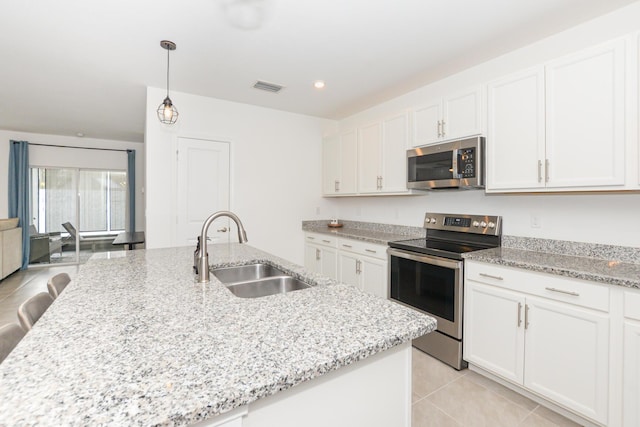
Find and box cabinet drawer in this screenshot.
[465,261,609,312]
[624,289,640,321]
[305,232,337,248]
[337,239,387,260]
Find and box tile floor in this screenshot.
[1,266,583,426]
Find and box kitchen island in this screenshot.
[0,244,436,426]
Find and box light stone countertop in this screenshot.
[464,247,640,289]
[302,220,423,246]
[0,244,436,426]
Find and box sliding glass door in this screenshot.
[29,167,127,266]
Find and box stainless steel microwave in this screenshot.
[407,136,485,190]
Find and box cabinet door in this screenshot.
[524,297,609,424]
[304,243,322,274]
[360,256,387,298]
[320,247,338,280]
[545,38,626,188]
[623,319,640,426]
[443,87,482,140]
[338,251,360,290]
[486,67,546,191]
[464,281,525,384]
[339,130,358,194]
[322,135,340,195]
[358,122,383,194]
[381,112,410,193]
[412,101,442,146]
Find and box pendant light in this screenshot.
[157,40,179,124]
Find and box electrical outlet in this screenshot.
[530,214,542,229]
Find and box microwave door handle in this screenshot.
[451,149,462,179]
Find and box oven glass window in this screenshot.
[390,255,455,321]
[408,151,453,182]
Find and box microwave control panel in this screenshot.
[459,148,476,178]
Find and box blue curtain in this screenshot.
[8,141,30,269]
[127,149,135,232]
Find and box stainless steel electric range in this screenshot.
[387,212,502,370]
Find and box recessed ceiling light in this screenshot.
[314,80,325,89]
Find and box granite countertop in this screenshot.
[464,247,640,289]
[302,220,424,246]
[0,244,436,426]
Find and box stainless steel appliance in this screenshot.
[407,136,485,190]
[387,212,501,370]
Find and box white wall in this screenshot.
[330,2,640,248]
[0,130,145,232]
[145,87,335,264]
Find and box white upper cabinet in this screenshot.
[486,37,629,192]
[487,67,546,190]
[357,112,411,194]
[545,39,626,188]
[322,130,357,196]
[412,86,483,147]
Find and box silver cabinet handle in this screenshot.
[441,120,446,136]
[545,159,549,183]
[217,227,228,232]
[307,236,315,240]
[335,180,340,192]
[437,120,442,138]
[322,239,331,244]
[315,248,320,261]
[479,273,504,281]
[524,304,530,329]
[379,176,383,190]
[355,259,361,274]
[517,302,522,327]
[365,249,377,254]
[537,160,542,183]
[545,287,579,297]
[342,244,352,248]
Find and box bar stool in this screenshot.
[17,292,54,331]
[0,323,26,363]
[47,272,71,299]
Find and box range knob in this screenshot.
[488,222,496,229]
[480,221,487,228]
[429,218,437,224]
[472,221,480,227]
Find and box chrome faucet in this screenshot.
[195,211,248,283]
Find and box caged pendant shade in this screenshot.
[157,40,179,124]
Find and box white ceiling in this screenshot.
[1,0,637,142]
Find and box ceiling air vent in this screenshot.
[253,80,285,93]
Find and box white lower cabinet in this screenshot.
[464,261,610,425]
[303,233,338,280]
[304,233,388,298]
[623,291,640,426]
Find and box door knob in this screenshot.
[217,227,228,232]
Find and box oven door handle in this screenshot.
[387,247,463,270]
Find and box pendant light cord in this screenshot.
[166,47,170,98]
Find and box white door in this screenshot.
[338,251,360,289]
[322,135,340,195]
[175,137,230,246]
[360,256,387,298]
[443,87,482,140]
[545,38,626,188]
[524,296,609,424]
[412,101,442,146]
[381,112,410,193]
[486,67,546,191]
[339,130,358,194]
[624,319,640,426]
[358,122,382,194]
[464,281,525,384]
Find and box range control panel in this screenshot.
[424,212,502,236]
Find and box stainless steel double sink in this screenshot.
[211,263,311,298]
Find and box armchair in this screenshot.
[29,225,64,264]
